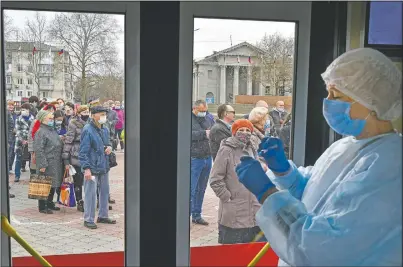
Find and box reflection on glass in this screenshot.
[3,9,125,257]
[190,17,296,247]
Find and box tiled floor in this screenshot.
[8,151,221,257]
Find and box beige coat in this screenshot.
[209,137,261,229]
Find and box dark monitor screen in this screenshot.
[366,1,402,46]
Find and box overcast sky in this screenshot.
[4,10,295,61]
[4,9,125,60]
[194,18,295,59]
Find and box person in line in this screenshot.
[79,106,116,229]
[269,100,288,137]
[14,103,35,182]
[209,104,235,160]
[243,100,269,119]
[28,103,54,178]
[64,102,75,126]
[190,100,214,225]
[248,107,269,151]
[62,105,89,212]
[113,101,125,151]
[279,113,292,158]
[33,109,63,214]
[50,101,60,111]
[236,48,402,266]
[7,100,16,175]
[89,98,115,206]
[210,119,263,244]
[54,110,68,138]
[28,96,39,117]
[6,100,16,198]
[56,98,65,111]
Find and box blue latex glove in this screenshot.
[236,156,275,202]
[258,137,291,173]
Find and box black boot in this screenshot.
[47,201,60,211]
[108,196,116,204]
[77,200,84,212]
[120,141,125,150]
[47,188,60,211]
[39,200,53,214]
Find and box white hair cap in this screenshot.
[321,48,402,121]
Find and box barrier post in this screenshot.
[1,215,52,267]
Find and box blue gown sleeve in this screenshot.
[266,161,313,200]
[256,153,402,266]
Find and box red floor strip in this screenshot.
[12,244,279,266]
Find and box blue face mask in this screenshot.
[322,98,369,136]
[47,120,54,127]
[263,120,270,131]
[197,112,206,118]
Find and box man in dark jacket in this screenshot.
[243,100,268,119]
[269,100,289,136]
[28,96,39,117]
[79,106,116,229]
[6,100,16,198]
[191,100,214,225]
[209,104,235,160]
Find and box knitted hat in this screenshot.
[36,109,52,123]
[231,119,254,136]
[76,105,89,114]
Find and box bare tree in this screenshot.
[48,13,122,103]
[4,13,18,40]
[21,12,49,97]
[256,32,294,96]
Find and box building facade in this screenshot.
[193,42,293,104]
[5,42,74,103]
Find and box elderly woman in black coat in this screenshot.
[33,109,63,214]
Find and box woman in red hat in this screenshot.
[209,119,266,244]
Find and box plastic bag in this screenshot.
[58,170,76,207]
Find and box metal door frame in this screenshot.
[0,2,140,266]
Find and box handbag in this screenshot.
[58,170,76,207]
[28,173,52,200]
[109,151,118,168]
[22,144,30,161]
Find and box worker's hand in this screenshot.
[236,156,275,202]
[258,137,290,173]
[84,169,92,180]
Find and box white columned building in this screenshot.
[192,42,266,104]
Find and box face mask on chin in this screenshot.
[277,107,285,112]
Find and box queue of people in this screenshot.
[190,97,290,245]
[6,96,125,229]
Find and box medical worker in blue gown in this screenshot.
[236,48,402,266]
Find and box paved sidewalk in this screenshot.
[8,151,220,257]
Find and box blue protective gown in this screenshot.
[257,132,402,266]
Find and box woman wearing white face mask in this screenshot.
[14,103,35,182]
[210,119,264,244]
[33,109,64,214]
[236,48,402,266]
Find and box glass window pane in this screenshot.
[190,17,296,249]
[3,9,125,260]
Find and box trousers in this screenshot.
[84,172,109,223]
